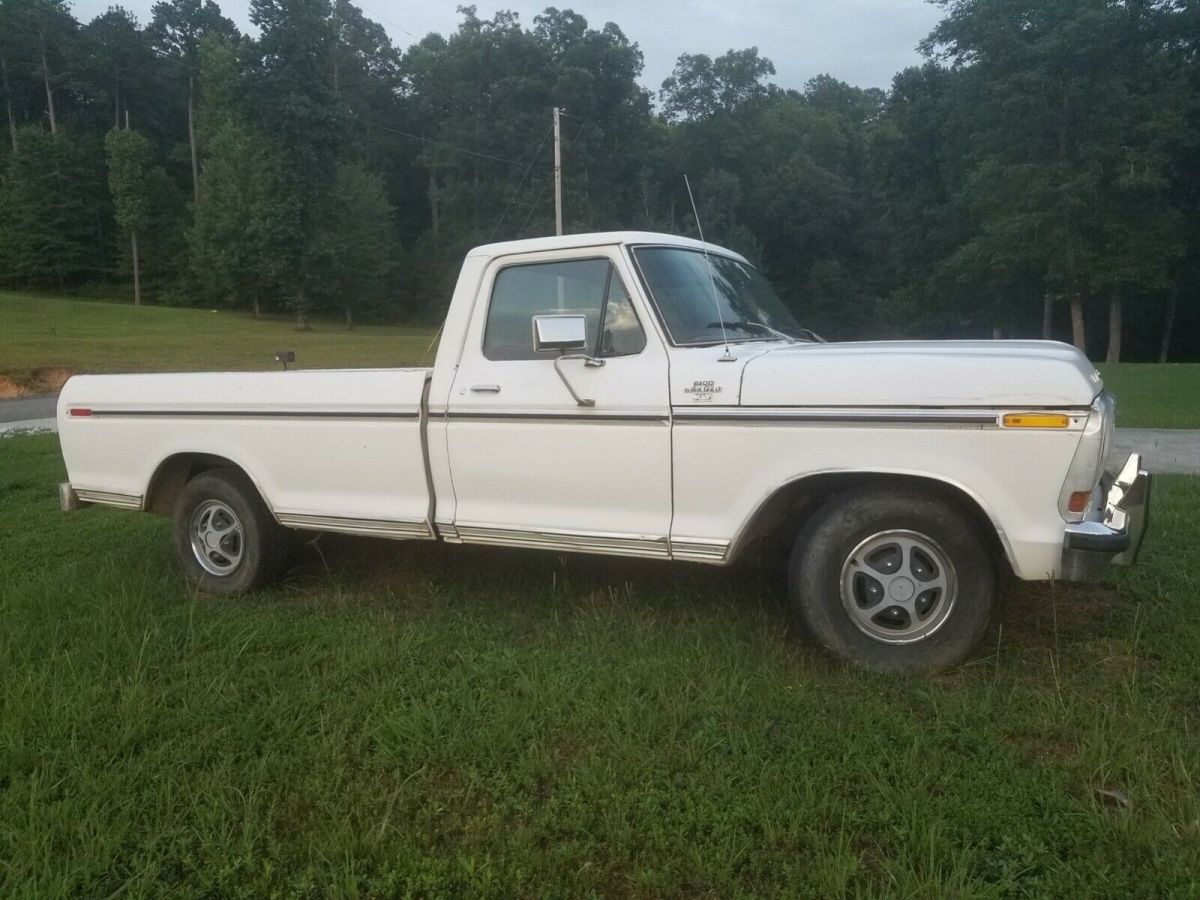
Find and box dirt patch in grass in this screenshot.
[0,367,75,397]
[998,578,1122,647]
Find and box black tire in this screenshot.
[788,485,997,673]
[171,468,288,594]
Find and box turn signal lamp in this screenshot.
[1002,413,1069,429]
[1067,491,1092,514]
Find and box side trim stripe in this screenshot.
[455,524,671,559]
[672,408,999,426]
[75,489,143,510]
[447,412,667,423]
[276,513,433,540]
[82,410,420,420]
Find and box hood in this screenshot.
[738,340,1102,408]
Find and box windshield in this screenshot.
[632,246,808,346]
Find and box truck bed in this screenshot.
[58,368,435,536]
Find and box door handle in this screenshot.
[470,384,501,393]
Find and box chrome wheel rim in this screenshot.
[189,500,244,576]
[839,529,957,644]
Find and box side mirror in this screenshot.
[532,314,588,353]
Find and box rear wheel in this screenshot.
[171,469,288,594]
[789,485,997,672]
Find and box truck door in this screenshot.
[444,246,672,557]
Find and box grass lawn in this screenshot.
[1,433,1198,896]
[0,292,436,392]
[1097,363,1200,429]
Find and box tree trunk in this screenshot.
[187,74,199,204]
[1042,294,1054,339]
[114,76,120,129]
[296,308,310,330]
[1069,294,1086,354]
[1,54,17,153]
[1159,288,1177,363]
[41,47,57,135]
[991,324,1002,340]
[1105,296,1122,364]
[345,307,354,330]
[252,296,261,318]
[130,229,141,307]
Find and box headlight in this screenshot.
[1058,392,1113,522]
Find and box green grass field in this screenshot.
[1097,364,1200,429]
[2,432,1198,896]
[2,293,1198,427]
[0,292,437,390]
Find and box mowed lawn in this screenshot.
[1,433,1198,896]
[0,292,437,389]
[1097,363,1200,429]
[3,292,1200,428]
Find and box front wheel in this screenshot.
[789,485,997,673]
[171,468,288,594]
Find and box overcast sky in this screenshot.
[70,0,942,92]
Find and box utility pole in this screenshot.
[553,106,563,236]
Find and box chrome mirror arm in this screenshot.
[554,353,605,407]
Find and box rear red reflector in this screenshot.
[69,407,93,417]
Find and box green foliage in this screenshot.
[0,127,109,287]
[318,161,399,324]
[0,0,1196,356]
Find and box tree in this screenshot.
[83,7,155,130]
[2,0,77,136]
[659,48,775,122]
[106,127,175,304]
[318,160,398,326]
[0,127,109,287]
[148,0,238,203]
[245,0,343,327]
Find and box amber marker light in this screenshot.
[1001,413,1070,429]
[1067,491,1092,513]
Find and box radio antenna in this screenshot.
[684,174,735,362]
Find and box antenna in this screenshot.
[684,174,735,362]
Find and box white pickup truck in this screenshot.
[57,231,1150,671]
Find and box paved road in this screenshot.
[0,394,57,423]
[2,394,1199,473]
[1111,428,1200,475]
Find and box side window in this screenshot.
[597,276,646,358]
[482,258,646,361]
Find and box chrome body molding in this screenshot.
[670,539,730,564]
[454,523,671,559]
[276,513,433,540]
[74,488,143,510]
[445,412,668,425]
[79,409,420,420]
[671,407,1001,427]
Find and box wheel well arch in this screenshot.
[144,452,269,517]
[726,471,1012,572]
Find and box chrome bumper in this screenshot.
[1061,453,1151,581]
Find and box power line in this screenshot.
[344,112,526,166]
[489,123,554,241]
[518,171,554,236]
